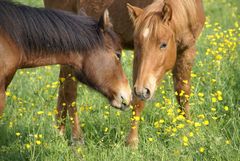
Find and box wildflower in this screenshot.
[182,136,188,142]
[155,102,161,108]
[198,93,204,97]
[37,111,44,115]
[211,79,216,83]
[104,127,108,132]
[116,111,121,116]
[211,107,216,112]
[189,132,194,137]
[182,136,189,146]
[16,132,21,137]
[191,73,197,78]
[217,96,223,101]
[154,122,160,128]
[224,106,229,111]
[148,138,154,142]
[6,91,11,96]
[179,90,185,97]
[199,147,205,153]
[159,119,165,124]
[71,102,76,107]
[194,122,202,127]
[71,76,77,81]
[134,116,140,121]
[212,97,217,103]
[203,120,209,126]
[212,117,218,120]
[186,120,194,125]
[9,122,13,128]
[76,147,82,154]
[53,125,58,129]
[225,140,231,144]
[198,114,205,119]
[25,144,31,149]
[36,140,41,145]
[172,128,177,133]
[183,80,188,84]
[177,124,185,129]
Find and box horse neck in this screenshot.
[20,51,83,69]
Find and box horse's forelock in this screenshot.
[134,0,199,39]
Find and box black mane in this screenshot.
[0,1,103,55]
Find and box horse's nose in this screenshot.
[134,87,151,100]
[143,87,151,99]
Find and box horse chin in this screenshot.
[110,99,130,111]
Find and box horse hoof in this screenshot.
[126,137,139,150]
[71,137,84,146]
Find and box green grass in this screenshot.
[0,0,240,160]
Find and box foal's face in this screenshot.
[75,11,131,110]
[79,40,131,110]
[133,25,176,100]
[127,3,177,100]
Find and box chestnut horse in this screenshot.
[0,1,131,139]
[127,0,205,148]
[44,0,205,148]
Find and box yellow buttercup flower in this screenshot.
[148,138,154,142]
[37,111,44,115]
[199,147,205,153]
[212,97,217,103]
[225,140,231,144]
[194,122,202,127]
[25,144,31,149]
[203,120,209,126]
[224,106,229,111]
[36,140,41,145]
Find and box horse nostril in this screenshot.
[121,96,127,105]
[143,87,151,99]
[133,87,138,96]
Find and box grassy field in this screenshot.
[0,0,239,160]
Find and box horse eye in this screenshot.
[160,43,167,49]
[115,51,122,60]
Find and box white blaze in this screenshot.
[143,28,150,38]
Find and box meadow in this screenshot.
[0,0,239,160]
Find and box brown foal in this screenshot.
[127,0,205,148]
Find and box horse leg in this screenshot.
[0,70,16,116]
[68,103,84,144]
[0,81,5,117]
[172,46,196,119]
[57,65,82,142]
[126,97,145,149]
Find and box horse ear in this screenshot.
[98,10,113,30]
[161,2,172,23]
[127,3,143,22]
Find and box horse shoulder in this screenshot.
[0,34,22,73]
